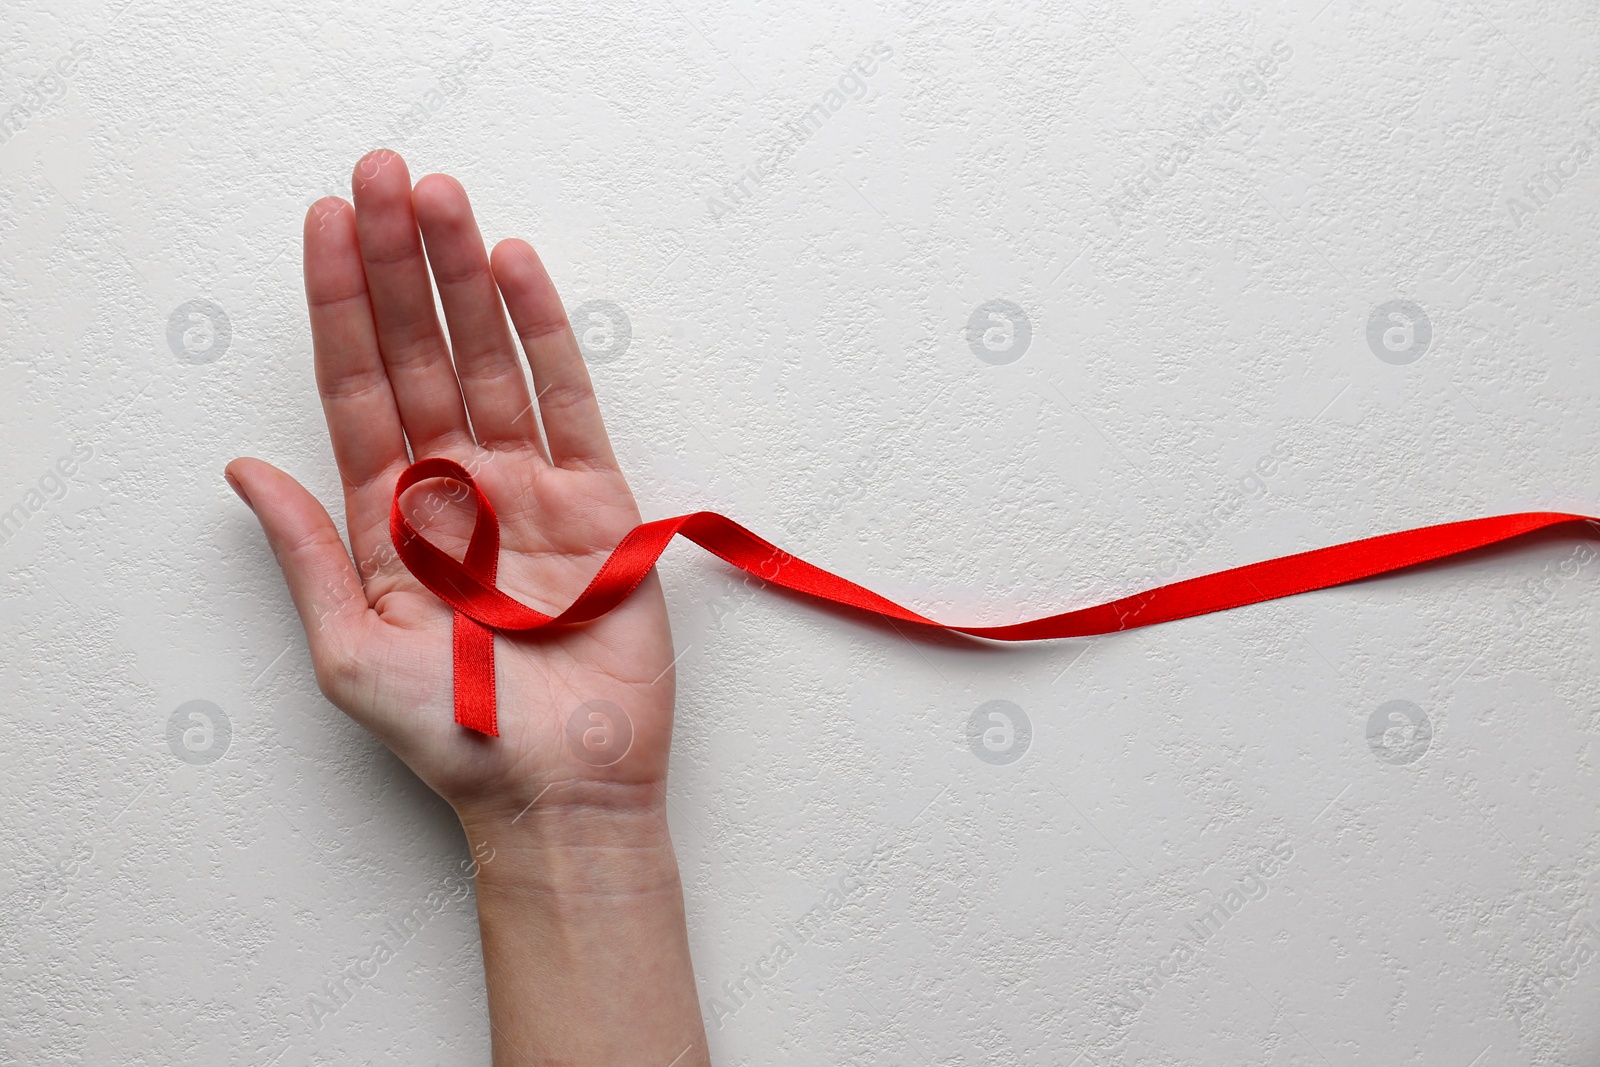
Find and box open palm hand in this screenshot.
[226,149,676,825]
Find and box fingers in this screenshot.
[412,174,544,454]
[490,238,619,471]
[350,150,472,453]
[304,196,409,571]
[224,458,371,699]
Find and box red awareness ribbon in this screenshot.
[391,456,1597,737]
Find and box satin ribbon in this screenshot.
[390,456,1597,736]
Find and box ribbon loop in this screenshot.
[391,458,1596,737]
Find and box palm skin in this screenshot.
[226,149,677,824]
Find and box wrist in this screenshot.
[454,776,683,901]
[459,778,710,1067]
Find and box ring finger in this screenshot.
[413,173,544,454]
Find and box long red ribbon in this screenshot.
[390,456,1597,736]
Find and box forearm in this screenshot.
[459,783,710,1066]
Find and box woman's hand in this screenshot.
[227,149,708,1065]
[225,148,677,832]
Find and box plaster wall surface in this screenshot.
[3,1,1599,1063]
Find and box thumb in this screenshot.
[224,457,370,689]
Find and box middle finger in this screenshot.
[351,149,471,454]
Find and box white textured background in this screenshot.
[3,0,1599,1063]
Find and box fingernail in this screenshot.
[225,471,253,511]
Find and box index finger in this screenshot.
[304,195,409,572]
